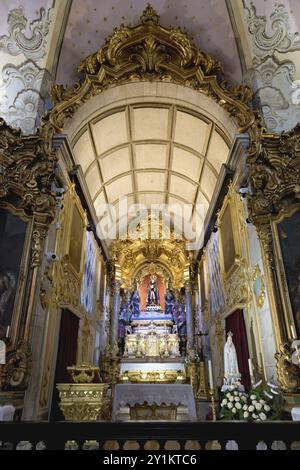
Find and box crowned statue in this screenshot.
[223,331,242,388]
[146,274,160,308]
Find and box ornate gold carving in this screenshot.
[57,383,109,421]
[224,259,251,310]
[247,124,300,349]
[130,403,177,421]
[101,348,120,385]
[248,125,300,225]
[42,5,256,148]
[67,363,101,384]
[120,369,185,384]
[252,264,266,309]
[275,343,300,393]
[111,232,190,289]
[196,361,209,400]
[0,119,56,398]
[0,341,31,391]
[124,331,180,358]
[0,118,56,227]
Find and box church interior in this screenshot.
[1,0,300,452]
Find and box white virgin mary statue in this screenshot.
[223,331,241,386]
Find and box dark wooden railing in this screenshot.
[0,421,300,450]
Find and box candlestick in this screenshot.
[291,324,297,340]
[248,358,253,376]
[208,388,217,421]
[208,359,214,389]
[5,326,10,338]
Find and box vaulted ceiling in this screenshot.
[72,102,230,221]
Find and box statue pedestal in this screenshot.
[57,383,109,421]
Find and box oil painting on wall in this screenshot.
[219,203,236,277]
[69,205,84,274]
[0,209,28,338]
[277,210,300,336]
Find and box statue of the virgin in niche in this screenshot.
[146,274,160,307]
[223,331,241,386]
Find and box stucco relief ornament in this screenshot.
[245,3,300,57]
[0,6,52,60]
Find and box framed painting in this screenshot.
[273,207,300,337]
[218,192,241,279]
[68,203,85,275]
[0,208,32,342]
[199,259,206,308]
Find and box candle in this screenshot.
[248,358,254,378]
[5,326,10,338]
[208,360,214,389]
[291,324,297,340]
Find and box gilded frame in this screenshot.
[64,186,87,282]
[0,205,33,348]
[271,203,300,340]
[252,264,266,310]
[218,190,241,280]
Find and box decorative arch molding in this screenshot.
[133,261,173,288]
[41,4,258,151]
[110,235,191,290]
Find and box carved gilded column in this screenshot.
[24,223,49,341]
[185,281,195,351]
[110,281,122,352]
[247,125,300,349]
[256,223,286,347]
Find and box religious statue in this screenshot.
[137,334,146,357]
[223,331,241,386]
[130,289,140,317]
[0,267,16,325]
[146,275,160,307]
[165,290,175,317]
[177,303,186,336]
[159,335,168,357]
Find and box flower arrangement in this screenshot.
[220,380,284,421]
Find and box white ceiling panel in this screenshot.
[132,107,169,140]
[174,111,209,154]
[100,147,131,182]
[206,130,230,172]
[73,130,95,173]
[105,174,132,203]
[172,146,202,181]
[200,163,217,200]
[136,171,167,192]
[134,143,168,169]
[85,162,101,199]
[169,174,197,201]
[91,111,127,155]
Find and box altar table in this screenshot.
[113,383,196,420]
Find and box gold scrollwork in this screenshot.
[252,264,266,309]
[275,343,300,393]
[0,341,31,391]
[42,4,257,152]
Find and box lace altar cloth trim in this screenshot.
[113,384,196,419]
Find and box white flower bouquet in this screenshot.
[220,381,284,421]
[220,384,248,420]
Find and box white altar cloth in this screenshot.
[113,383,196,420]
[291,407,300,421]
[0,405,15,421]
[120,362,185,373]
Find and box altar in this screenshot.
[113,384,196,421]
